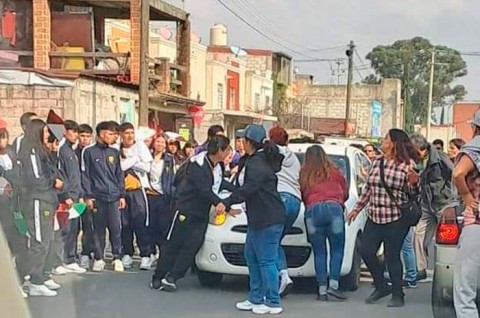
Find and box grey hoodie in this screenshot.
[277,145,301,199]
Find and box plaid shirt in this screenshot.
[353,157,418,224]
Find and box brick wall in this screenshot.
[0,85,71,137]
[32,0,51,70]
[130,0,141,84]
[0,78,138,138]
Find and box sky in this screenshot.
[163,0,480,100]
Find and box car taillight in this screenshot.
[436,223,460,245]
[436,206,461,245]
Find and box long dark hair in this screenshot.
[245,138,282,171]
[449,138,466,151]
[18,119,50,161]
[388,128,421,164]
[300,145,339,191]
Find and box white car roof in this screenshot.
[288,143,350,156]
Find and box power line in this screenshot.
[295,58,346,63]
[232,0,346,54]
[215,0,343,59]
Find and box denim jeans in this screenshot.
[402,227,417,282]
[305,202,345,290]
[277,192,301,271]
[245,223,284,307]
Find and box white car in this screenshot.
[195,143,370,291]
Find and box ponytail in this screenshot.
[247,138,283,172]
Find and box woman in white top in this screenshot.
[148,135,176,251]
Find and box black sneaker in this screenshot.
[402,280,418,289]
[161,277,177,292]
[150,278,162,290]
[365,287,392,304]
[317,294,328,301]
[327,288,347,301]
[387,295,405,308]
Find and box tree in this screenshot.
[364,37,467,128]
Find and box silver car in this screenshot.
[432,203,472,318]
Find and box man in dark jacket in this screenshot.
[76,124,94,269]
[410,133,455,281]
[82,121,125,272]
[57,120,86,274]
[150,135,231,291]
[194,125,224,155]
[12,112,37,155]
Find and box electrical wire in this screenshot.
[215,0,344,59]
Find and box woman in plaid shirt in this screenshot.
[348,129,420,308]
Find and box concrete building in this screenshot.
[287,75,403,138]
[196,24,277,142]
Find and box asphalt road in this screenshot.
[28,267,433,318]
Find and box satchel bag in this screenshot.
[379,158,422,226]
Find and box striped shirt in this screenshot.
[353,157,418,224]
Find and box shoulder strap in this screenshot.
[379,157,401,209]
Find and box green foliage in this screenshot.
[364,37,467,125]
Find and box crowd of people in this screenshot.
[0,108,478,316]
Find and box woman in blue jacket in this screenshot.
[220,124,286,315]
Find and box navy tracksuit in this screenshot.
[148,152,175,251]
[17,147,60,284]
[58,139,82,264]
[82,142,125,260]
[76,146,94,258]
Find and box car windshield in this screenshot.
[295,153,350,182]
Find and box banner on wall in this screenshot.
[371,100,383,138]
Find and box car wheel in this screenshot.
[432,272,456,318]
[340,235,361,292]
[197,270,223,287]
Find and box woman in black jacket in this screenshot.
[220,124,286,315]
[17,119,63,297]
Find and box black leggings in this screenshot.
[361,218,409,297]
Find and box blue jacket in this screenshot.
[161,152,175,198]
[81,142,125,203]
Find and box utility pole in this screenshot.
[345,40,355,136]
[426,50,435,141]
[139,0,150,126]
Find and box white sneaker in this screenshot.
[52,265,69,275]
[279,275,294,297]
[79,255,90,269]
[44,279,61,290]
[252,305,283,315]
[113,259,124,272]
[236,300,256,311]
[122,255,133,269]
[63,263,87,274]
[29,284,57,297]
[140,257,153,270]
[92,259,106,272]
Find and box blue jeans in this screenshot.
[277,192,301,271]
[305,202,345,289]
[402,227,417,282]
[245,223,284,307]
